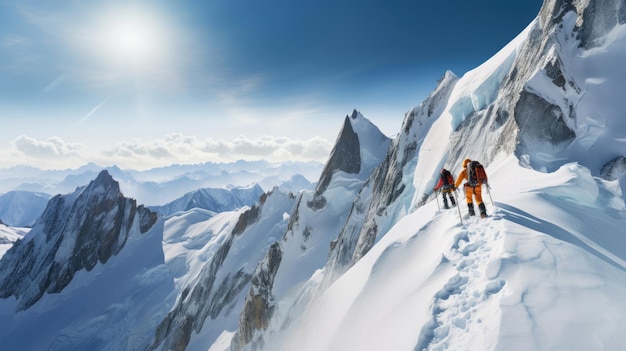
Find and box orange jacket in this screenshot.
[454,169,467,189]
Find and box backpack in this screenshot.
[441,169,454,187]
[467,161,487,186]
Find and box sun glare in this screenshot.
[90,6,172,73]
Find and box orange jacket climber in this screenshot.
[455,158,488,217]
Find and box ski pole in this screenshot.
[435,189,440,210]
[485,182,493,206]
[454,188,463,225]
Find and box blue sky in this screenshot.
[0,0,542,170]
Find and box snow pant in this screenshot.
[464,184,486,216]
[441,188,456,208]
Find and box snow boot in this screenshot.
[479,203,487,218]
[443,198,449,209]
[467,203,475,216]
[450,196,456,206]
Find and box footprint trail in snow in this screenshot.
[416,210,507,351]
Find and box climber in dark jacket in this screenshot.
[434,168,456,209]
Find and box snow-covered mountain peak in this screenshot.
[78,169,122,200]
[0,170,158,311]
[348,109,393,167]
[316,111,391,195]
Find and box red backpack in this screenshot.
[441,169,454,187]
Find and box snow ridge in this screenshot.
[150,184,264,217]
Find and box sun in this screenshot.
[90,5,172,73]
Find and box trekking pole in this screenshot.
[485,182,493,206]
[435,189,440,210]
[454,188,463,225]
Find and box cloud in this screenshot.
[13,135,82,159]
[4,133,331,170]
[102,133,332,167]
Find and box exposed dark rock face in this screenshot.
[515,90,576,145]
[544,56,567,89]
[574,0,626,49]
[233,202,263,235]
[230,242,282,351]
[306,195,327,211]
[285,194,303,234]
[0,170,157,311]
[315,114,361,195]
[600,156,626,181]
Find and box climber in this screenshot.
[454,158,488,218]
[433,168,457,209]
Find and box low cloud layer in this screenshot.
[104,133,332,166]
[13,135,82,159]
[7,133,332,170]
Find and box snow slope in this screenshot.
[268,155,626,351]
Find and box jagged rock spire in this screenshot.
[315,112,362,195]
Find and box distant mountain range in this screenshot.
[149,184,265,217]
[0,160,321,206]
[0,190,51,227]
